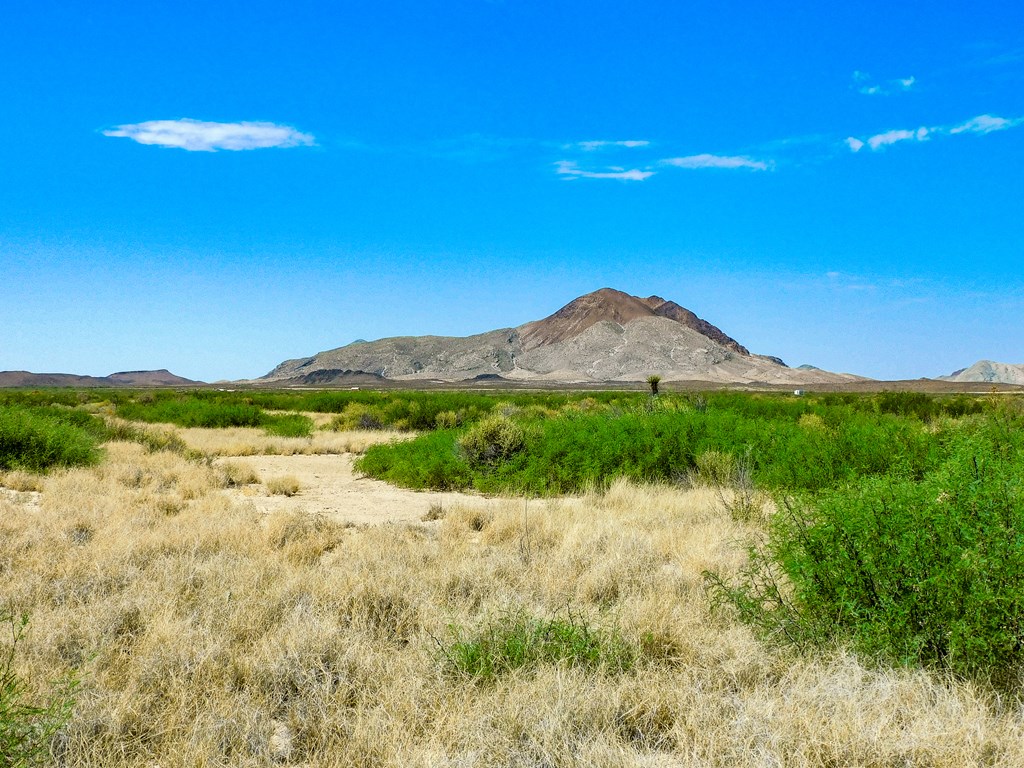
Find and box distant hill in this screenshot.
[939,360,1024,385]
[0,369,202,388]
[260,288,862,385]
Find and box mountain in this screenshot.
[939,360,1024,385]
[0,369,202,388]
[260,288,861,385]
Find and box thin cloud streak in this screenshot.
[951,114,1024,134]
[103,119,315,151]
[846,114,1023,153]
[851,71,916,96]
[554,160,654,181]
[661,153,771,171]
[573,140,650,151]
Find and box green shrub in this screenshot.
[457,415,526,468]
[115,398,263,429]
[440,609,635,681]
[707,420,1024,684]
[0,406,101,472]
[1,610,77,767]
[692,449,735,486]
[262,413,314,438]
[330,403,386,431]
[355,430,472,490]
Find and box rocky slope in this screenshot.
[939,360,1024,386]
[261,288,861,385]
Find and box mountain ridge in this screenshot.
[260,288,860,385]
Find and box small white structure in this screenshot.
[793,389,805,396]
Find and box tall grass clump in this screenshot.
[708,417,1024,685]
[440,609,635,681]
[0,406,101,472]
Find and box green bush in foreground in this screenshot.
[1,611,76,767]
[707,420,1024,684]
[439,610,635,681]
[0,406,101,472]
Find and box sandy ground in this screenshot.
[217,453,501,525]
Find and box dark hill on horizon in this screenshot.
[0,369,202,388]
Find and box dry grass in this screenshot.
[172,425,406,456]
[2,443,1023,766]
[265,475,302,496]
[0,469,45,492]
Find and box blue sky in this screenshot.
[2,1,1022,381]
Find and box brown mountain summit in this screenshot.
[519,288,748,355]
[260,288,858,385]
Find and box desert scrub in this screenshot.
[458,415,526,468]
[358,401,942,495]
[0,610,77,767]
[0,405,102,472]
[355,430,473,491]
[708,418,1024,684]
[262,413,314,438]
[266,475,301,496]
[440,609,636,681]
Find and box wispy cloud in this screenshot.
[103,119,315,151]
[554,160,654,181]
[865,127,930,150]
[661,153,771,171]
[572,140,650,151]
[950,114,1024,135]
[851,71,916,96]
[846,113,1022,153]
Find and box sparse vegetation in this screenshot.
[266,474,301,496]
[2,387,1024,765]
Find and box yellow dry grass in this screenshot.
[2,441,1023,766]
[171,425,405,456]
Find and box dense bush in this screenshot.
[0,406,102,472]
[707,417,1024,684]
[359,401,940,495]
[355,430,472,491]
[115,399,264,429]
[457,415,526,467]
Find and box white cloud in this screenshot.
[574,140,650,151]
[852,71,916,96]
[554,160,654,181]
[661,153,771,171]
[864,127,929,150]
[848,113,1024,154]
[103,119,315,151]
[950,114,1023,135]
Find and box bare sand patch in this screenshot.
[217,453,501,525]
